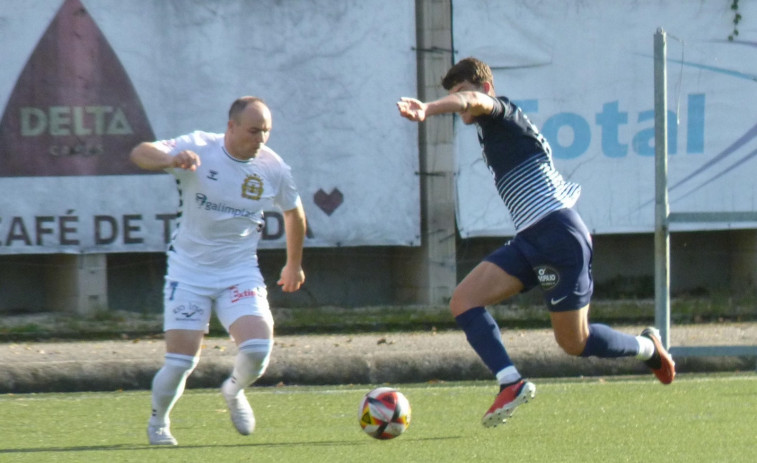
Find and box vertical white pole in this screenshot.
[394,0,456,305]
[654,28,671,349]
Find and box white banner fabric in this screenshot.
[452,0,757,237]
[0,0,419,254]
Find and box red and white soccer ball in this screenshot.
[358,387,411,440]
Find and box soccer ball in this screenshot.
[358,387,411,440]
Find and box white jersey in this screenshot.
[155,131,301,287]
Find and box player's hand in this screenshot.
[277,263,305,292]
[172,150,201,171]
[397,97,427,122]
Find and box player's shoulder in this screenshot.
[487,95,516,119]
[188,130,224,146]
[165,130,224,151]
[493,95,511,110]
[257,145,289,167]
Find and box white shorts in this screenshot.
[162,279,272,332]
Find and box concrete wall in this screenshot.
[453,231,753,304]
[1,229,755,313]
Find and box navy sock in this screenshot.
[580,323,640,358]
[455,307,514,375]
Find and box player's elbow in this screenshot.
[129,143,147,166]
[130,142,163,170]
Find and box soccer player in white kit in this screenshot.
[130,96,306,445]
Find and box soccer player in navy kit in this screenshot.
[131,96,306,445]
[397,57,675,427]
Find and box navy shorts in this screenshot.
[484,208,593,312]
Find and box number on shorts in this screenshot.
[168,281,178,300]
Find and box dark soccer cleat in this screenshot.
[641,327,676,385]
[482,379,536,428]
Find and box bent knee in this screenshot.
[449,290,469,317]
[554,336,588,356]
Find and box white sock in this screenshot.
[150,353,198,426]
[223,339,273,396]
[635,335,656,361]
[495,365,521,386]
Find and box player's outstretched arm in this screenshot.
[396,97,429,122]
[396,92,493,122]
[130,142,201,171]
[278,202,306,293]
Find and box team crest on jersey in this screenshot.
[242,174,263,200]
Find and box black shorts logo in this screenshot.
[535,266,560,290]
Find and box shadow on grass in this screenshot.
[0,435,462,454]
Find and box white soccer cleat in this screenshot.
[147,424,178,445]
[222,379,256,435]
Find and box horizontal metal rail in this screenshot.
[669,212,757,223]
[670,345,757,358]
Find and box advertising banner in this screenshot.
[0,0,419,254]
[452,0,757,237]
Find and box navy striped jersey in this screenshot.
[475,96,581,232]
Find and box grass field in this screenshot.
[1,374,754,462]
